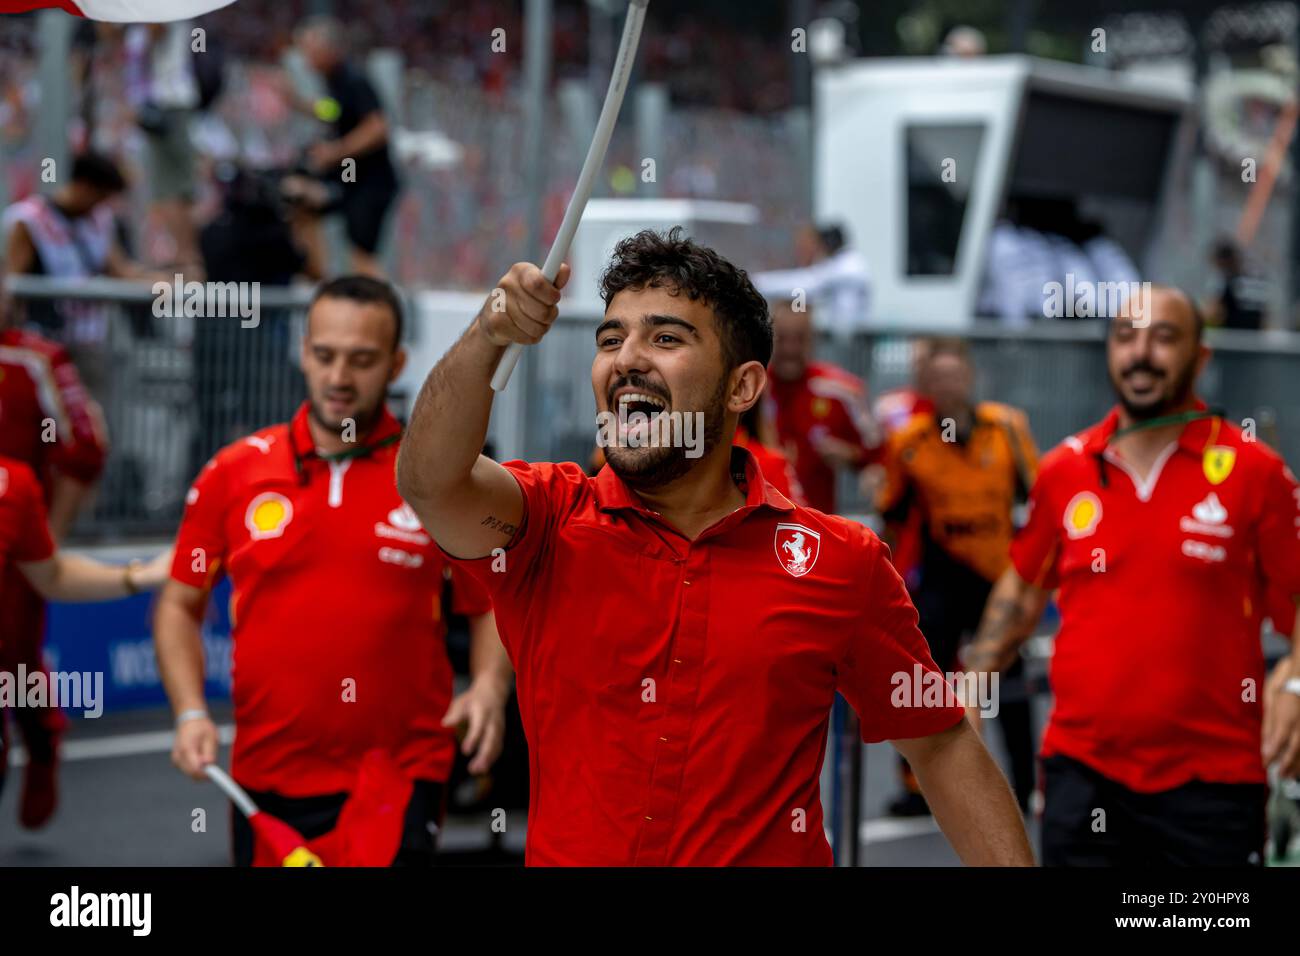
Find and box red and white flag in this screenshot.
[0,0,236,20]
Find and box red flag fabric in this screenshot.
[251,750,414,868]
[0,1,235,21]
[249,812,323,868]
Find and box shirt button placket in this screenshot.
[633,549,709,865]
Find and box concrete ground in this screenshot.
[0,702,1031,866]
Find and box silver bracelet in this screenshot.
[175,709,209,728]
[1284,678,1300,698]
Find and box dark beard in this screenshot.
[1111,360,1198,421]
[308,396,383,437]
[605,377,728,490]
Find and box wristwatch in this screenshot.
[1283,677,1300,698]
[123,559,144,595]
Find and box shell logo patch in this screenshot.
[246,493,294,541]
[1064,491,1102,539]
[1203,446,1236,486]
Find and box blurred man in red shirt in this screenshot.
[398,228,1033,866]
[767,302,879,514]
[0,309,109,829]
[154,278,511,866]
[968,287,1300,865]
[0,454,169,808]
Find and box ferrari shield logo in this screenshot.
[1203,446,1236,486]
[775,523,821,577]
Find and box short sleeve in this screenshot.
[838,531,966,743]
[1256,455,1300,612]
[170,458,230,589]
[826,385,882,465]
[1014,412,1041,483]
[1009,465,1061,589]
[442,460,585,600]
[448,563,492,617]
[7,464,55,563]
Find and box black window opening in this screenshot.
[905,123,986,276]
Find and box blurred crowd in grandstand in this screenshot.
[0,1,806,289]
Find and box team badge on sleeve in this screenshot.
[1063,491,1102,539]
[1202,446,1236,486]
[775,523,821,577]
[246,493,294,541]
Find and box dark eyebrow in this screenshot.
[310,342,383,357]
[647,314,700,337]
[595,318,624,341]
[595,314,700,341]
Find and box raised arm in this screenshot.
[396,262,569,558]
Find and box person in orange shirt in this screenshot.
[876,338,1039,815]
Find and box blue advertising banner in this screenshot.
[42,580,233,716]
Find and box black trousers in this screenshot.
[231,779,447,867]
[1041,754,1267,866]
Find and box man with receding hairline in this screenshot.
[967,285,1300,866]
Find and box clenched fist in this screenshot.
[477,262,571,347]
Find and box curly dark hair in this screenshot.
[599,227,772,369]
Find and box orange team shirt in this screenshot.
[876,402,1038,583]
[767,361,880,513]
[169,404,491,796]
[446,448,962,865]
[1010,404,1300,792]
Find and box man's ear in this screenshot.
[390,347,409,383]
[728,361,767,414]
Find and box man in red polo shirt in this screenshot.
[967,286,1300,866]
[0,312,109,829]
[1,455,170,806]
[154,277,512,866]
[398,228,1033,866]
[767,302,880,513]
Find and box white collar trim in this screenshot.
[1102,440,1179,502]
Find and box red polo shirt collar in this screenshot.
[590,445,795,528]
[1083,398,1216,458]
[288,402,403,462]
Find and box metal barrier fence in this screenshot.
[6,276,312,540]
[522,314,1300,513]
[8,275,1300,540]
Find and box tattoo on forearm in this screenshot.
[480,515,518,537]
[973,598,1023,655]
